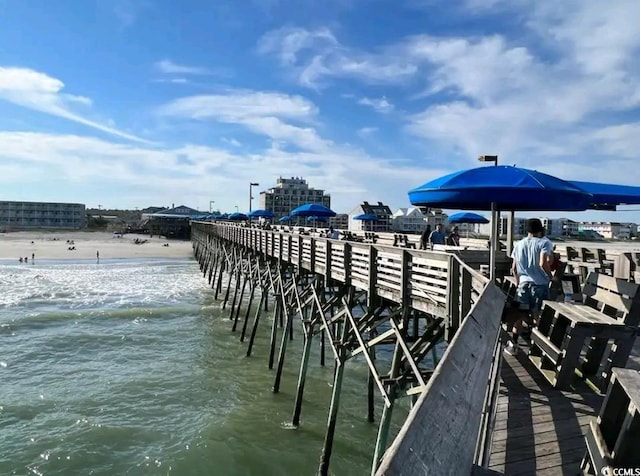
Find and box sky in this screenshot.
[1,0,639,221]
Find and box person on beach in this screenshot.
[505,218,554,355]
[446,226,460,246]
[19,257,23,263]
[419,225,431,250]
[428,224,445,248]
[96,250,100,263]
[32,253,35,262]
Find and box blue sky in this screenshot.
[1,0,640,221]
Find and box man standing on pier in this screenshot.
[428,224,445,248]
[505,218,554,354]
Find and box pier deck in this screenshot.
[489,339,640,475]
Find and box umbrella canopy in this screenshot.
[291,203,336,217]
[219,213,229,220]
[248,209,275,218]
[408,166,593,211]
[307,215,328,223]
[228,212,248,221]
[569,181,640,210]
[353,213,379,221]
[447,212,489,224]
[279,216,292,223]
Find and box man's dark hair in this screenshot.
[527,218,544,235]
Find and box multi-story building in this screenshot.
[348,201,393,232]
[578,222,631,239]
[328,214,348,230]
[391,207,427,233]
[259,177,331,219]
[0,200,86,230]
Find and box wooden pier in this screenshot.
[190,222,640,476]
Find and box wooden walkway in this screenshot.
[489,338,640,475]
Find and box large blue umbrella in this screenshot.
[569,181,640,210]
[248,209,275,219]
[353,213,378,221]
[409,166,593,212]
[228,212,248,221]
[291,203,336,217]
[447,212,489,224]
[279,216,292,223]
[409,166,593,279]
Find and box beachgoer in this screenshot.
[329,227,339,240]
[24,257,28,263]
[428,224,445,248]
[419,225,431,250]
[96,250,100,262]
[505,218,554,355]
[32,253,35,261]
[446,226,460,246]
[19,257,23,263]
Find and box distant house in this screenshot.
[348,201,393,232]
[391,207,426,233]
[143,205,201,239]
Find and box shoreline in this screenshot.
[0,231,194,261]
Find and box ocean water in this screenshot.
[0,258,408,476]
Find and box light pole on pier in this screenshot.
[209,200,215,213]
[235,205,239,212]
[249,182,259,214]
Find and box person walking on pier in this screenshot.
[446,226,460,247]
[428,224,445,248]
[419,224,431,250]
[505,218,554,354]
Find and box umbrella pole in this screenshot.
[506,210,515,255]
[490,203,498,281]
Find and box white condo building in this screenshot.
[0,200,86,230]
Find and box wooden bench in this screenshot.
[392,234,415,249]
[364,232,379,244]
[581,368,640,474]
[529,273,640,392]
[614,252,640,282]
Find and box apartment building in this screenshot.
[259,177,331,219]
[391,207,426,233]
[0,201,86,230]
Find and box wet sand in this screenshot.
[0,231,193,261]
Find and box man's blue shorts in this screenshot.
[516,282,549,312]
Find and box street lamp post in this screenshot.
[209,200,215,213]
[235,205,239,212]
[249,182,259,214]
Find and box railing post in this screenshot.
[310,238,316,271]
[446,255,461,341]
[298,235,303,270]
[368,246,378,307]
[343,243,352,287]
[325,240,332,282]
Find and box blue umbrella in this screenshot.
[248,209,275,219]
[409,165,593,279]
[353,213,378,221]
[569,181,640,210]
[291,203,336,217]
[409,166,593,212]
[279,216,292,223]
[228,212,248,221]
[447,212,489,224]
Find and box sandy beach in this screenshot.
[0,231,194,261]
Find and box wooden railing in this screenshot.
[192,222,496,326]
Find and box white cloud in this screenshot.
[158,90,330,151]
[0,66,149,143]
[358,96,394,113]
[154,59,210,75]
[357,127,378,138]
[258,27,418,88]
[0,130,442,212]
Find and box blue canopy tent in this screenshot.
[248,209,275,218]
[279,216,292,223]
[228,212,248,221]
[353,213,378,232]
[291,203,336,217]
[409,165,593,279]
[569,181,640,210]
[447,212,489,239]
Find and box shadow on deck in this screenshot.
[488,344,603,476]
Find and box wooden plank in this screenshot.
[376,283,504,476]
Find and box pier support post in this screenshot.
[291,329,313,426]
[246,290,266,357]
[231,271,248,331]
[318,358,345,476]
